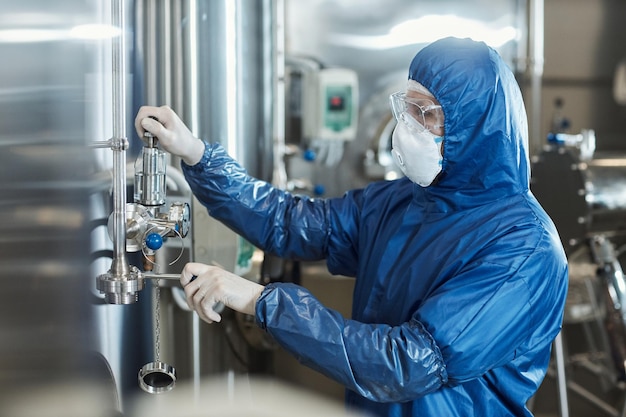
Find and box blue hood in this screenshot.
[408,37,530,211]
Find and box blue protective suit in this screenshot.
[181,37,568,417]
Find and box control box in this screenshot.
[302,68,359,142]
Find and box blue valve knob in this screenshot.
[145,233,163,251]
[313,184,325,196]
[303,149,316,162]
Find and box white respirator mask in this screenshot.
[391,115,443,186]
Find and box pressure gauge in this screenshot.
[169,202,191,238]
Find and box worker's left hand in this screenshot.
[180,262,264,324]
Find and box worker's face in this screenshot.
[389,84,446,186]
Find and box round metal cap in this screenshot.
[138,361,176,394]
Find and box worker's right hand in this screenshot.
[180,262,264,324]
[134,105,205,166]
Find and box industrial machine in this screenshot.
[531,132,626,416]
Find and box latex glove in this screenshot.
[134,105,205,166]
[180,262,265,324]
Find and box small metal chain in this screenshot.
[155,278,161,362]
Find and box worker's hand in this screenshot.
[134,105,205,166]
[180,262,264,324]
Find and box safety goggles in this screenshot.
[389,92,444,134]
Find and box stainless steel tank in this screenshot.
[0,0,119,415]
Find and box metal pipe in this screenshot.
[145,0,158,105]
[185,0,201,395]
[554,332,570,417]
[160,0,172,106]
[172,2,184,117]
[97,0,145,305]
[270,0,286,189]
[111,0,130,278]
[527,0,544,155]
[142,272,181,281]
[90,140,114,148]
[192,313,201,401]
[187,0,199,134]
[223,0,238,157]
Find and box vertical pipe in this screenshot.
[528,0,544,155]
[187,0,200,135]
[145,0,158,105]
[111,0,130,278]
[192,313,201,400]
[186,0,202,395]
[160,0,172,106]
[172,2,184,113]
[554,332,570,417]
[224,0,238,156]
[271,0,287,189]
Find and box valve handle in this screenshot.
[145,233,163,251]
[303,149,316,161]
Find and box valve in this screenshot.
[145,233,163,251]
[99,116,192,304]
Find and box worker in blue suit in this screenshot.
[135,37,568,417]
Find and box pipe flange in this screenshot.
[96,265,144,304]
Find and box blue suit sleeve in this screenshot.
[256,283,449,402]
[182,142,330,261]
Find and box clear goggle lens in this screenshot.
[389,92,444,134]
